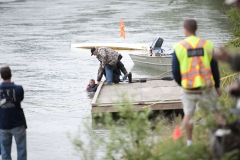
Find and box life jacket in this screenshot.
[174,36,215,89]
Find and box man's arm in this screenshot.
[210,58,220,89]
[97,63,104,82]
[172,52,181,86]
[15,85,24,104]
[19,86,24,101]
[22,87,24,101]
[210,58,222,96]
[92,84,98,92]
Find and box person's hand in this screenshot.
[216,88,222,97]
[211,47,230,62]
[97,81,101,85]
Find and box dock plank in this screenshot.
[92,79,182,113]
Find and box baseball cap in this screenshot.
[91,47,96,56]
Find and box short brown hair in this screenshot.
[183,19,197,34]
[0,66,12,80]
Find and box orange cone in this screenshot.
[172,125,182,140]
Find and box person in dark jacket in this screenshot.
[0,66,27,160]
[86,79,98,92]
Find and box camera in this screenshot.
[229,88,240,97]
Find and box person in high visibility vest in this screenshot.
[172,19,223,146]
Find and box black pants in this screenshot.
[117,54,127,76]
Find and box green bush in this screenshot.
[73,93,222,159]
[226,8,240,47]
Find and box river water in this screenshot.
[0,0,233,159]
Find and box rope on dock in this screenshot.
[220,72,239,87]
[220,72,239,80]
[143,94,180,109]
[154,70,172,78]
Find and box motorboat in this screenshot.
[129,37,173,71]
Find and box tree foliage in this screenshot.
[71,92,240,159]
[226,8,240,47]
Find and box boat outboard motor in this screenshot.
[149,37,164,56]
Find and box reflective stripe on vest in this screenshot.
[177,39,214,88]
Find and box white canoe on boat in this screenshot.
[70,43,150,50]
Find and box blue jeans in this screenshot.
[0,125,27,160]
[105,65,113,84]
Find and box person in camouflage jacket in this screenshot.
[96,47,119,69]
[91,47,130,84]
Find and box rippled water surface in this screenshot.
[0,0,233,159]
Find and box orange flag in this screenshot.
[120,19,125,39]
[172,125,182,140]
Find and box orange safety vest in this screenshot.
[174,37,215,89]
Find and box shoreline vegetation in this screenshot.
[73,7,240,160]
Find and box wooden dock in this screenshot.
[92,79,182,113]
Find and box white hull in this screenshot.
[129,54,172,71]
[71,43,150,50]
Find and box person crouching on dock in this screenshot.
[91,47,132,84]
